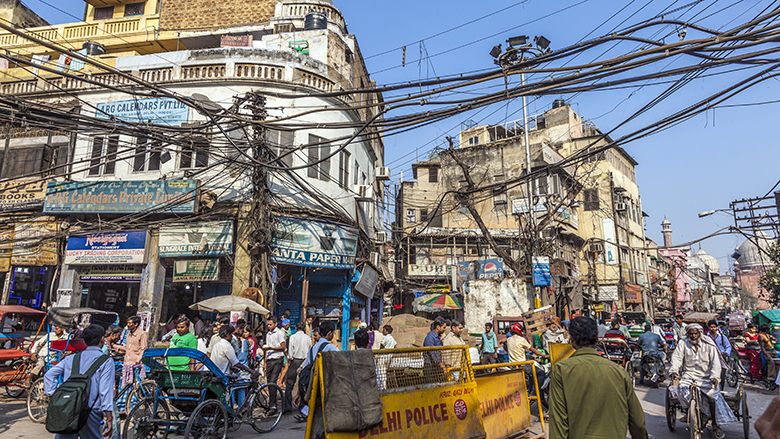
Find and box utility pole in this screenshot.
[610,173,625,312]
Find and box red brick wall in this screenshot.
[160,0,276,31]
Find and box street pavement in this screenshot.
[0,381,776,438]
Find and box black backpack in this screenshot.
[45,352,110,434]
[298,342,327,401]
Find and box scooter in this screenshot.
[639,350,666,387]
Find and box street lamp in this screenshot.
[698,208,733,218]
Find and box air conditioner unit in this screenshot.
[616,202,627,211]
[375,231,388,243]
[355,185,373,201]
[540,229,555,241]
[589,243,604,253]
[375,167,391,180]
[370,251,381,268]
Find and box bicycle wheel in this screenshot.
[689,392,701,439]
[26,377,47,423]
[124,398,170,439]
[250,383,283,433]
[5,360,27,397]
[126,380,158,415]
[665,388,676,432]
[726,359,739,388]
[185,400,228,439]
[742,390,750,439]
[5,383,25,397]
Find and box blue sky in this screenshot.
[27,0,780,274]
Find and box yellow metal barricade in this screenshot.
[472,361,542,438]
[548,342,575,366]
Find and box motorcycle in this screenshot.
[638,351,666,387]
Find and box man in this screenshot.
[44,325,114,439]
[480,322,498,365]
[670,324,736,439]
[506,323,549,384]
[604,319,626,339]
[169,317,198,370]
[193,315,204,338]
[285,321,311,413]
[708,319,732,357]
[282,318,292,340]
[423,317,447,382]
[354,328,370,349]
[543,322,567,350]
[549,317,648,439]
[379,325,396,349]
[673,314,687,342]
[29,325,67,383]
[262,316,286,412]
[296,321,339,422]
[210,325,259,410]
[424,318,447,348]
[120,316,147,388]
[304,316,314,336]
[207,316,229,356]
[597,319,609,338]
[443,320,466,347]
[638,324,666,387]
[370,322,384,349]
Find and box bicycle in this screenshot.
[116,364,157,416]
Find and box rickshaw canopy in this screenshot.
[0,305,46,319]
[46,307,118,328]
[758,310,780,326]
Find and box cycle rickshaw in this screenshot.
[123,348,283,439]
[0,305,46,397]
[26,307,118,423]
[665,379,750,439]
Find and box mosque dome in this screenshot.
[695,248,720,274]
[736,231,774,269]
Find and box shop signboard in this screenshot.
[625,284,642,304]
[599,285,619,301]
[96,97,189,126]
[407,264,453,278]
[65,231,148,265]
[354,265,379,298]
[0,179,48,211]
[0,228,12,272]
[43,180,198,214]
[511,197,547,214]
[271,216,358,270]
[172,258,219,282]
[159,221,233,257]
[12,222,59,266]
[78,265,144,282]
[532,256,550,287]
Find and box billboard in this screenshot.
[96,97,189,126]
[159,221,233,257]
[43,180,198,214]
[457,258,503,290]
[532,256,551,287]
[271,216,358,270]
[64,231,148,265]
[12,222,59,266]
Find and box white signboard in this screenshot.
[599,285,619,301]
[408,264,453,277]
[355,265,379,298]
[602,219,618,266]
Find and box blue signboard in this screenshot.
[43,180,198,214]
[271,216,358,270]
[532,256,551,287]
[65,231,148,265]
[96,97,190,126]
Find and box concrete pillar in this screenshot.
[139,230,165,343]
[57,266,83,307]
[232,204,252,296]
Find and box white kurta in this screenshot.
[670,338,736,424]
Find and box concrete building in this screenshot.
[0,0,388,346]
[734,231,775,310]
[646,237,673,314]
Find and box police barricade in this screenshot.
[548,342,575,366]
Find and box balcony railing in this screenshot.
[0,15,158,50]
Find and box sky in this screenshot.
[25,0,780,275]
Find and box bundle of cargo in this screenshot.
[381,314,477,348]
[522,306,556,337]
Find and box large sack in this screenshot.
[321,350,383,432]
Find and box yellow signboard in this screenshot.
[475,370,531,439]
[0,179,47,211]
[549,342,576,366]
[0,228,12,272]
[12,222,59,266]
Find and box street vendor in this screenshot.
[669,323,736,439]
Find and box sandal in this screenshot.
[294,414,307,423]
[713,426,725,439]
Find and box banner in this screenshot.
[511,197,547,214]
[43,180,198,214]
[603,219,618,266]
[599,285,619,302]
[625,284,642,304]
[79,265,144,282]
[65,231,147,265]
[96,97,190,126]
[354,265,379,298]
[12,222,59,266]
[159,221,233,257]
[173,259,219,282]
[532,256,550,287]
[0,179,48,211]
[271,216,358,269]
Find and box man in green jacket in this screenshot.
[549,316,648,439]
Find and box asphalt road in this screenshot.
[0,380,776,438]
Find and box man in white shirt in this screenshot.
[28,325,67,382]
[379,325,397,349]
[210,325,258,410]
[284,321,311,412]
[262,316,286,413]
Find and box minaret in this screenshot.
[661,218,673,247]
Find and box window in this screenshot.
[132,136,161,172]
[123,2,145,16]
[584,188,599,211]
[531,174,561,196]
[307,134,330,181]
[94,6,113,20]
[420,208,428,222]
[428,167,438,183]
[88,136,119,176]
[406,209,416,223]
[180,137,209,169]
[338,150,350,189]
[1,146,46,178]
[468,136,479,146]
[354,161,360,186]
[266,129,294,168]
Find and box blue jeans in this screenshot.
[55,410,103,439]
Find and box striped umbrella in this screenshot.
[418,293,463,311]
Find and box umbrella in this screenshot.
[189,295,269,315]
[414,293,463,312]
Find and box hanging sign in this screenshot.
[43,180,198,214]
[12,222,59,266]
[65,231,148,265]
[532,256,551,287]
[271,216,358,269]
[172,259,220,282]
[354,265,379,298]
[159,221,233,257]
[0,179,48,211]
[0,228,12,272]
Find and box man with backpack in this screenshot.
[44,324,114,439]
[293,321,338,423]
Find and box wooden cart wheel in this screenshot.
[742,389,750,439]
[665,387,677,431]
[689,392,701,439]
[185,399,227,439]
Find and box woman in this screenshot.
[197,325,213,354]
[244,327,257,364]
[760,324,778,379]
[745,323,762,378]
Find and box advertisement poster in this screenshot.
[96,97,190,126]
[43,180,198,214]
[65,231,147,265]
[457,258,504,290]
[159,221,233,257]
[602,219,618,266]
[12,222,59,266]
[0,179,48,211]
[354,265,379,298]
[172,259,220,282]
[271,216,358,269]
[532,256,551,287]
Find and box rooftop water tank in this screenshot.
[552,99,565,109]
[82,41,106,56]
[304,12,327,30]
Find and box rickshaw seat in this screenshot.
[0,349,30,361]
[50,339,87,352]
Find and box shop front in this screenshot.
[4,221,59,309]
